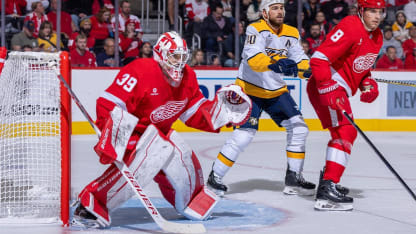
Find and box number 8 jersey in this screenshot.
[311,15,383,97]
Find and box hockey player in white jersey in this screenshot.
[207,0,316,196]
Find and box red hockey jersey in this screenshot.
[311,16,383,96]
[96,58,217,135]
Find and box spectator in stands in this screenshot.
[92,0,115,15]
[303,0,321,29]
[381,25,403,59]
[246,0,262,24]
[37,21,63,52]
[284,0,299,27]
[120,20,143,65]
[24,1,49,38]
[202,3,232,53]
[321,0,348,25]
[184,0,211,46]
[189,49,206,66]
[404,0,416,24]
[305,22,324,55]
[402,26,416,57]
[220,0,233,19]
[138,41,153,58]
[91,7,112,53]
[11,20,39,51]
[22,44,34,51]
[301,39,311,57]
[208,54,221,67]
[223,21,245,67]
[376,46,404,69]
[26,0,48,13]
[167,0,186,30]
[314,11,332,38]
[68,18,95,52]
[96,38,121,67]
[348,5,358,15]
[1,0,27,16]
[65,0,93,31]
[111,0,143,38]
[70,34,97,67]
[392,10,413,42]
[404,48,416,68]
[47,0,76,47]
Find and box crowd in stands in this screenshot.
[2,0,416,69]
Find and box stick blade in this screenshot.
[158,221,206,233]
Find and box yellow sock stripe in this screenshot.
[217,153,235,167]
[287,151,305,159]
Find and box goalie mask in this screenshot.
[153,31,190,87]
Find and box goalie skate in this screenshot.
[314,179,353,211]
[283,169,316,196]
[71,203,104,228]
[207,171,227,197]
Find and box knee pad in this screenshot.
[221,128,256,158]
[281,115,308,152]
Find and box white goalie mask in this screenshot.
[153,31,190,87]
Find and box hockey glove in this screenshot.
[317,80,347,111]
[268,58,298,77]
[359,77,378,103]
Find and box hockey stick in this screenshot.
[336,103,416,201]
[50,62,206,233]
[374,78,416,88]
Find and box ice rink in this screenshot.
[2,131,416,234]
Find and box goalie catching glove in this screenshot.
[208,84,252,130]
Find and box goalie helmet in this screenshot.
[153,31,190,87]
[260,0,285,14]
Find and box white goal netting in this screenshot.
[0,52,63,223]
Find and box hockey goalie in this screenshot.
[72,31,252,227]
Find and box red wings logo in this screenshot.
[150,99,188,123]
[353,53,378,73]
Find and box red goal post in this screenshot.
[0,48,71,226]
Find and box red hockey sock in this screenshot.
[323,161,345,183]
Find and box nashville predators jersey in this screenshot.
[237,19,309,99]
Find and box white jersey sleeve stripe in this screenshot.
[179,97,207,122]
[311,51,329,61]
[100,91,128,111]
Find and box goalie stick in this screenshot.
[336,103,416,202]
[49,62,206,233]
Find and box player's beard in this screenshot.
[267,15,284,30]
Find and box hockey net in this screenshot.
[0,50,70,225]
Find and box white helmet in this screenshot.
[153,31,190,87]
[260,0,285,14]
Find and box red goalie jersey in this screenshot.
[96,58,216,135]
[310,15,383,96]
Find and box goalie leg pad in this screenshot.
[183,186,219,220]
[155,130,218,220]
[77,124,175,221]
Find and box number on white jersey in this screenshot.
[116,73,137,92]
[246,35,256,45]
[330,29,344,42]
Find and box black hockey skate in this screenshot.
[71,202,102,228]
[314,178,353,211]
[207,170,228,196]
[283,169,316,196]
[319,170,350,195]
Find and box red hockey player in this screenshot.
[307,0,385,211]
[71,31,252,227]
